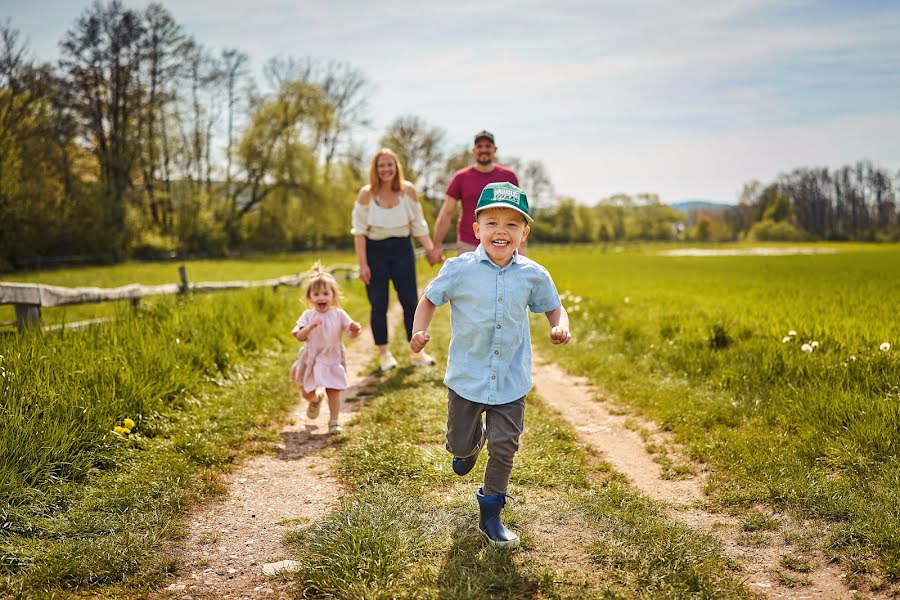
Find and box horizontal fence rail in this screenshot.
[0,263,358,332]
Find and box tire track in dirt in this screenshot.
[154,307,395,599]
[531,353,868,600]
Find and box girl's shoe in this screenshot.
[410,350,436,367]
[328,420,343,435]
[307,389,326,420]
[379,351,398,372]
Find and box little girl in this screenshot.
[290,262,362,434]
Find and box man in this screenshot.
[428,130,519,264]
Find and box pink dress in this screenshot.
[289,308,353,393]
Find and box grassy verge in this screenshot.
[284,302,752,598]
[531,243,900,588]
[0,273,369,598]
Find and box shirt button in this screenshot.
[494,350,499,355]
[491,374,496,379]
[497,297,502,302]
[496,324,501,329]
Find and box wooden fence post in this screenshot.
[15,304,41,331]
[178,265,189,294]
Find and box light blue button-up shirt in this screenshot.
[424,245,561,405]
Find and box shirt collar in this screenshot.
[473,244,522,269]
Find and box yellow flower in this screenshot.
[113,426,129,435]
[123,418,136,429]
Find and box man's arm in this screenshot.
[544,305,571,345]
[410,296,438,352]
[429,194,457,262]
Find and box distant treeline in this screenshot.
[536,161,899,245]
[1,2,897,271]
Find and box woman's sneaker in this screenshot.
[307,389,326,420]
[410,350,436,367]
[379,351,398,372]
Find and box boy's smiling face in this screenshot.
[473,207,530,267]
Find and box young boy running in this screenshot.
[410,182,571,548]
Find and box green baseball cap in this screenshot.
[475,182,533,222]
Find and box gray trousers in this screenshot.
[445,388,525,496]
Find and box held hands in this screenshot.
[426,246,444,266]
[410,330,431,353]
[550,325,571,345]
[348,321,362,337]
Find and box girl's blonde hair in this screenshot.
[368,148,404,192]
[304,261,342,308]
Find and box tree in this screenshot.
[220,47,249,208]
[232,79,331,227]
[263,56,372,180]
[140,3,187,231]
[60,0,146,247]
[379,115,446,202]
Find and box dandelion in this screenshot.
[788,330,797,337]
[810,341,819,349]
[123,418,136,429]
[175,337,181,345]
[574,296,582,303]
[801,343,813,353]
[113,426,129,435]
[782,336,792,343]
[624,296,631,304]
[881,342,892,352]
[849,355,857,362]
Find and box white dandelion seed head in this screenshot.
[880,342,891,352]
[788,330,797,337]
[574,296,582,303]
[811,341,819,349]
[849,355,857,362]
[801,343,813,353]
[782,336,792,343]
[175,338,181,345]
[624,296,631,304]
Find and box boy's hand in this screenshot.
[550,326,571,345]
[348,321,362,337]
[410,330,430,353]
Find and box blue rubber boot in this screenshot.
[452,425,486,476]
[476,488,520,549]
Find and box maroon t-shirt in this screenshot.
[445,165,519,246]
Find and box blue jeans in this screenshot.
[365,236,417,346]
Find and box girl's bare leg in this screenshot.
[325,388,342,422]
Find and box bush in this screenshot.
[747,220,806,242]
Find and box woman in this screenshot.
[352,148,438,371]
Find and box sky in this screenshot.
[4,0,900,204]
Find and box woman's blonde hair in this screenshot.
[368,148,404,192]
[303,261,342,308]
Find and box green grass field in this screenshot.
[0,251,367,596]
[530,243,900,584]
[2,244,897,596]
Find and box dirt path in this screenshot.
[154,317,385,599]
[531,353,862,600]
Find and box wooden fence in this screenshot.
[0,264,357,332]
